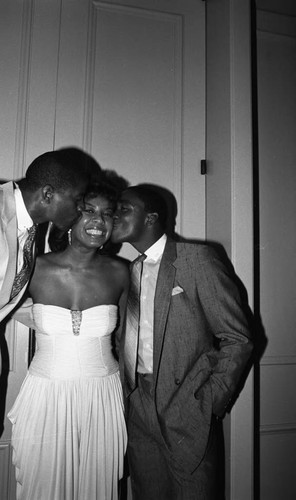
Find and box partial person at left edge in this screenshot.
[0,150,88,333]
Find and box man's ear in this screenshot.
[146,212,159,226]
[42,185,54,204]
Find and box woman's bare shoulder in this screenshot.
[29,252,64,295]
[34,251,65,272]
[36,251,63,263]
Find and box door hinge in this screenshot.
[200,159,207,175]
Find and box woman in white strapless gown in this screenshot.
[9,183,129,500]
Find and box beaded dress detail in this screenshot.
[70,310,82,335]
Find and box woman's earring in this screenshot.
[68,229,72,246]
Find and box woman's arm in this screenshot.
[12,297,35,328]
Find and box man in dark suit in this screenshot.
[111,185,253,500]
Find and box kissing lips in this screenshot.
[112,222,121,230]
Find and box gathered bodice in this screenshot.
[29,304,119,379]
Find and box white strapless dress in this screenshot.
[8,304,127,500]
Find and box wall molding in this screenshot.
[260,355,296,366]
[13,0,35,179]
[257,9,296,38]
[260,422,296,435]
[83,0,183,232]
[82,0,96,153]
[0,443,12,500]
[229,1,254,499]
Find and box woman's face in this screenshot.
[71,194,114,249]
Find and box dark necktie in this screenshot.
[10,224,37,300]
[124,253,146,395]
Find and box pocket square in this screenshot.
[172,286,184,296]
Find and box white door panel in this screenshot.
[0,0,205,496]
[55,0,205,241]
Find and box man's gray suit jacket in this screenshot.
[123,238,253,473]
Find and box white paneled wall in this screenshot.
[0,1,205,498]
[257,8,296,499]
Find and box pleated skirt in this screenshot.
[8,371,127,500]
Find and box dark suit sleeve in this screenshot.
[196,246,253,417]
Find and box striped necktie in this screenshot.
[10,224,37,300]
[124,253,146,396]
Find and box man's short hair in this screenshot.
[25,150,87,191]
[126,184,168,229]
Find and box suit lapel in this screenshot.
[153,239,177,379]
[0,182,18,309]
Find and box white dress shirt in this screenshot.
[0,184,34,292]
[137,234,167,374]
[0,183,33,288]
[14,184,35,272]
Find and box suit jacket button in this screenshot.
[175,378,181,385]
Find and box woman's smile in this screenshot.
[85,227,104,237]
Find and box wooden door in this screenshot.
[0,1,205,497]
[53,0,206,256]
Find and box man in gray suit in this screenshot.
[112,185,253,500]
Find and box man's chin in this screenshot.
[54,215,81,231]
[111,232,124,245]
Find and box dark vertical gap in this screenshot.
[251,2,261,499]
[27,222,49,367]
